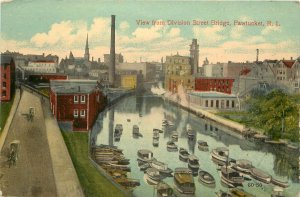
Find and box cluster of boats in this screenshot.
[91,144,140,190]
[211,147,289,190]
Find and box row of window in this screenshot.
[73,109,86,117]
[205,100,235,108]
[74,95,86,103]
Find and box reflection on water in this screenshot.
[91,95,299,197]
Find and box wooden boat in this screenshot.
[157,181,175,197]
[197,140,209,151]
[221,166,244,186]
[187,130,195,140]
[271,177,289,188]
[153,130,160,139]
[153,128,163,133]
[139,162,150,171]
[102,163,131,172]
[173,168,195,195]
[232,159,253,174]
[115,124,123,132]
[188,155,200,170]
[146,168,161,182]
[271,187,285,197]
[114,176,140,189]
[198,169,215,187]
[150,160,173,175]
[211,147,229,163]
[171,131,178,141]
[179,148,190,162]
[250,168,271,184]
[153,138,159,147]
[133,125,140,135]
[137,149,155,163]
[215,190,233,197]
[230,188,255,197]
[167,141,178,152]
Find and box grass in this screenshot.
[215,111,256,128]
[0,97,14,135]
[61,131,127,197]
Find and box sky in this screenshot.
[0,0,300,64]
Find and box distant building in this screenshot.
[195,77,235,94]
[223,62,253,78]
[104,53,124,66]
[188,91,238,110]
[50,80,106,131]
[0,55,15,101]
[117,62,156,82]
[164,53,194,92]
[24,61,57,74]
[203,63,224,77]
[189,39,199,75]
[28,74,68,83]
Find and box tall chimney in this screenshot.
[256,49,259,62]
[109,15,116,86]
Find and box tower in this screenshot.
[190,39,199,75]
[256,49,259,62]
[109,15,116,86]
[84,34,90,61]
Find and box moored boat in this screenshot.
[271,177,289,188]
[221,166,244,187]
[153,128,164,133]
[215,190,233,197]
[137,149,155,163]
[271,187,285,197]
[167,141,178,152]
[188,155,200,171]
[198,169,215,187]
[229,188,255,197]
[173,167,195,195]
[250,168,272,184]
[133,125,140,135]
[153,130,160,139]
[171,131,178,141]
[179,148,190,162]
[157,181,175,197]
[197,140,209,151]
[139,162,150,171]
[232,159,253,174]
[153,138,159,147]
[150,160,173,175]
[211,147,229,163]
[146,167,161,182]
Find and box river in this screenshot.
[91,95,299,197]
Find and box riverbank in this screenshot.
[62,132,127,197]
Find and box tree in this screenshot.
[248,90,299,141]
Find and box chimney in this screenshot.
[92,57,94,62]
[98,58,100,63]
[109,15,116,86]
[291,57,293,60]
[256,49,259,62]
[78,86,80,92]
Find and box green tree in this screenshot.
[248,90,299,141]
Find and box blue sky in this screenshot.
[1,0,299,63]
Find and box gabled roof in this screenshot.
[282,60,295,68]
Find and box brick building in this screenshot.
[28,73,67,83]
[195,77,235,94]
[0,55,15,101]
[50,80,106,131]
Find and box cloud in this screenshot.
[119,21,129,31]
[193,25,225,46]
[0,0,13,4]
[261,25,281,35]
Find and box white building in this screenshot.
[24,61,57,73]
[203,63,223,77]
[117,62,156,82]
[188,91,238,110]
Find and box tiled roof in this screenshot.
[282,60,295,68]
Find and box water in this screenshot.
[91,95,299,197]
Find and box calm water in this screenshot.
[91,95,299,197]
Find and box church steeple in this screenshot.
[84,33,90,61]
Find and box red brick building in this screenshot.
[50,80,106,131]
[0,55,15,101]
[28,73,68,83]
[195,77,235,94]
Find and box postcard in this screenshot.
[0,1,299,197]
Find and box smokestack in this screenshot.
[256,49,259,62]
[109,15,116,86]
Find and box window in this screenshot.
[216,100,219,108]
[80,95,86,103]
[205,100,208,107]
[74,95,79,103]
[210,100,213,107]
[226,100,229,108]
[2,82,6,87]
[232,100,235,108]
[3,73,6,79]
[80,110,85,117]
[73,109,78,117]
